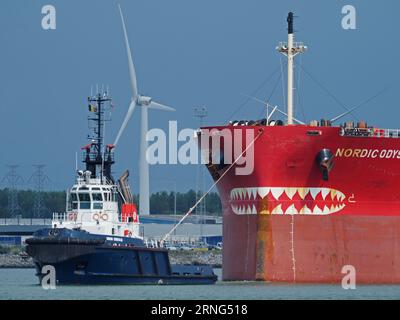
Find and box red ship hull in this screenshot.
[201,125,400,283]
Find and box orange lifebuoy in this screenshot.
[101,213,108,221]
[93,213,100,221]
[124,230,132,237]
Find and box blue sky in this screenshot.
[0,0,398,191]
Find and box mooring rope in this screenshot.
[290,213,296,282]
[160,129,264,244]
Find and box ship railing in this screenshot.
[76,177,103,185]
[52,212,66,222]
[82,152,115,162]
[380,129,400,138]
[340,127,400,138]
[76,176,114,186]
[52,212,81,223]
[276,41,307,54]
[277,41,305,47]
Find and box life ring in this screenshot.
[68,212,77,221]
[101,213,108,221]
[132,211,137,222]
[93,213,100,221]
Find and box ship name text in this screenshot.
[336,148,400,159]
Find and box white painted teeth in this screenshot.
[285,188,297,200]
[250,188,257,200]
[230,186,346,215]
[309,188,320,200]
[298,188,309,200]
[257,187,270,198]
[271,188,284,200]
[271,204,283,215]
[285,204,298,215]
[231,204,258,215]
[313,205,322,214]
[337,191,345,202]
[230,187,347,202]
[321,188,330,200]
[299,205,312,214]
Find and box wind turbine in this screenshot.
[114,4,175,215]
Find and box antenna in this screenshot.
[86,87,114,183]
[1,165,23,223]
[276,12,307,125]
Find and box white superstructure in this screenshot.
[52,171,141,239]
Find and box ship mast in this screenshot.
[277,12,307,125]
[84,90,115,183]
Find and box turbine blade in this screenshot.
[148,101,176,112]
[114,100,137,146]
[118,4,138,99]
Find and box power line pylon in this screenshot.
[1,165,23,223]
[29,165,51,222]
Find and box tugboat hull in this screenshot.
[26,229,217,285]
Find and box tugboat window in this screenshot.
[93,203,103,209]
[70,193,78,210]
[92,193,103,201]
[78,193,91,209]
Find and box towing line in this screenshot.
[160,129,264,244]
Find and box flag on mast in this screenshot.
[88,104,97,112]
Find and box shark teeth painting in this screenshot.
[229,187,346,215]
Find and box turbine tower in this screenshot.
[113,4,175,215]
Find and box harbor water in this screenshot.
[1,268,400,300]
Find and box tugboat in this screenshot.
[26,91,217,285]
